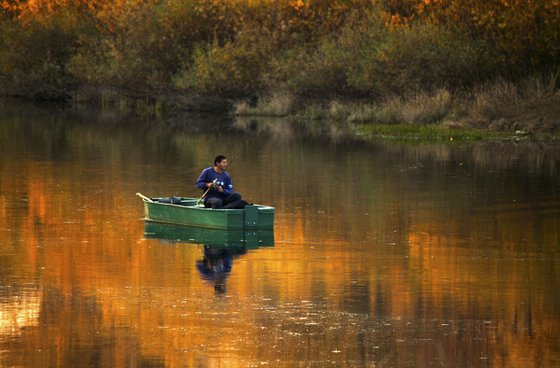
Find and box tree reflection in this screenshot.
[1,104,559,367]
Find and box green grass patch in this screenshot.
[355,123,514,142]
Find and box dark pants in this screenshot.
[205,192,244,209]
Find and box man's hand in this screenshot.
[207,180,223,192]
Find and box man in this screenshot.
[195,155,246,209]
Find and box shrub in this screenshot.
[174,33,269,96]
[1,0,558,104]
[373,89,454,125]
[268,10,388,98]
[471,80,520,121]
[234,92,295,116]
[0,17,80,98]
[470,74,560,122]
[418,0,560,76]
[347,22,496,96]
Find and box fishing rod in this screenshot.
[221,126,259,169]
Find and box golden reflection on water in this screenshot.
[0,108,559,367]
[0,290,41,336]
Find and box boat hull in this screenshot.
[144,222,274,248]
[141,197,275,230]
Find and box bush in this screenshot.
[268,11,387,98]
[174,29,274,96]
[376,89,453,124]
[417,0,560,76]
[347,22,497,96]
[0,0,558,104]
[0,17,81,98]
[234,92,295,116]
[267,14,496,99]
[471,74,560,122]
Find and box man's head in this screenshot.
[213,155,228,171]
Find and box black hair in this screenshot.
[214,155,227,166]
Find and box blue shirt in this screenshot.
[195,167,234,198]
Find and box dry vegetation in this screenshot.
[235,74,560,134]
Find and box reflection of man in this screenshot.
[196,245,246,293]
[195,155,247,209]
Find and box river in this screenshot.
[0,100,559,367]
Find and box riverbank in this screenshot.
[5,73,560,143]
[2,87,560,143]
[80,75,560,141]
[232,75,560,141]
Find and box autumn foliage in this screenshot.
[0,0,558,100]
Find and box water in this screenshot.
[0,100,559,367]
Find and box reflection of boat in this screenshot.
[196,245,245,293]
[137,194,274,230]
[145,222,273,294]
[144,222,274,249]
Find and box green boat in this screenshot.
[144,222,274,249]
[137,193,275,230]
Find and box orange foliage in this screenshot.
[1,0,558,97]
[416,0,560,66]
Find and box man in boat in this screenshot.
[195,155,247,209]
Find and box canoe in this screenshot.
[137,193,275,230]
[144,222,274,249]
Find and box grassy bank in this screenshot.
[234,74,560,140]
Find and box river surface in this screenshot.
[0,100,559,367]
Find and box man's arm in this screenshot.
[195,168,209,190]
